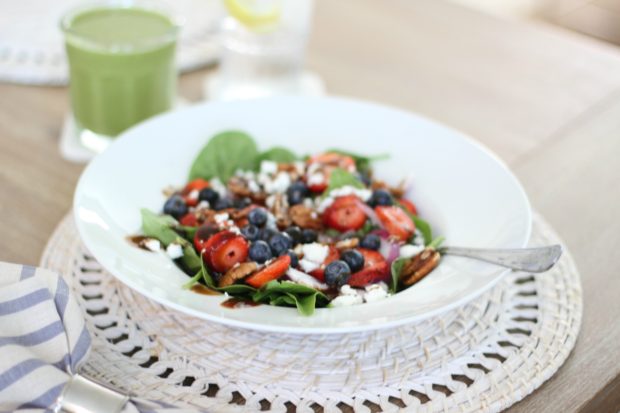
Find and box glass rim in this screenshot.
[59,0,183,53]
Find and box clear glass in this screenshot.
[60,0,180,150]
[209,0,320,100]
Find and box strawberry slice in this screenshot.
[322,195,367,231]
[347,248,390,287]
[375,205,415,241]
[245,254,291,288]
[180,213,198,227]
[309,245,340,282]
[193,224,223,253]
[210,235,249,273]
[399,199,418,216]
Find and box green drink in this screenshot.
[61,2,179,141]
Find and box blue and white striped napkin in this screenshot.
[0,262,201,412]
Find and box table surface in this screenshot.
[1,0,619,411]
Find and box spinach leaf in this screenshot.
[428,236,445,250]
[395,202,433,245]
[390,258,407,294]
[180,242,203,275]
[326,148,389,172]
[356,220,376,238]
[252,281,328,316]
[256,147,298,164]
[189,130,259,182]
[182,271,203,289]
[218,284,257,296]
[178,225,198,241]
[323,168,364,198]
[141,209,179,246]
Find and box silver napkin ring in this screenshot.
[53,374,130,413]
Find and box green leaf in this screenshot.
[189,130,259,182]
[356,220,376,238]
[251,281,328,316]
[218,284,257,296]
[141,209,179,246]
[326,148,389,172]
[428,236,445,250]
[182,271,202,289]
[323,168,364,198]
[180,242,203,275]
[390,258,407,294]
[178,225,198,241]
[295,293,319,316]
[395,202,433,245]
[256,147,298,164]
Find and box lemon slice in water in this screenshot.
[223,0,282,31]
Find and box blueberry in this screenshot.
[340,249,365,272]
[213,198,232,211]
[281,250,299,268]
[259,228,278,242]
[198,188,219,205]
[248,207,268,227]
[368,189,393,207]
[249,240,273,264]
[269,233,293,256]
[163,195,188,219]
[324,260,352,287]
[360,233,381,250]
[286,181,308,205]
[234,197,252,209]
[301,229,318,244]
[240,225,260,241]
[284,226,302,245]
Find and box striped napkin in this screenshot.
[0,262,199,412]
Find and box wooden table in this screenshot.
[1,0,618,411]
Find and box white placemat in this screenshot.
[40,211,582,412]
[0,0,222,85]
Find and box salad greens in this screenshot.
[141,130,443,316]
[189,130,259,182]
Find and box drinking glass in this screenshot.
[60,0,180,150]
[207,0,323,100]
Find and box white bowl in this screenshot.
[74,96,531,334]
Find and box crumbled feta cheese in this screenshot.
[265,195,277,209]
[302,243,329,263]
[214,213,229,225]
[166,243,183,259]
[293,244,304,255]
[307,162,322,175]
[286,268,328,290]
[144,239,161,252]
[263,212,276,230]
[399,244,424,259]
[307,172,325,186]
[264,172,291,194]
[316,185,372,212]
[210,178,227,197]
[260,160,278,175]
[299,259,320,273]
[187,189,199,201]
[340,284,360,296]
[303,198,314,208]
[364,282,390,303]
[248,180,261,193]
[412,229,425,246]
[196,200,210,210]
[330,294,364,307]
[294,161,305,175]
[229,226,241,235]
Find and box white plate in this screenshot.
[74,96,531,334]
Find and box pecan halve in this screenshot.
[218,262,258,288]
[335,238,359,251]
[228,177,252,197]
[289,204,322,230]
[400,248,441,286]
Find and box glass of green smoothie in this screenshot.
[61,0,180,150]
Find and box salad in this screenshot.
[137,131,444,315]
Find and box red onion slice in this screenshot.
[286,268,329,291]
[380,239,402,264]
[355,200,384,229]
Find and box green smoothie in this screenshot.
[63,6,177,137]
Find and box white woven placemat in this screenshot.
[0,0,222,85]
[40,212,582,413]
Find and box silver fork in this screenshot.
[438,244,563,273]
